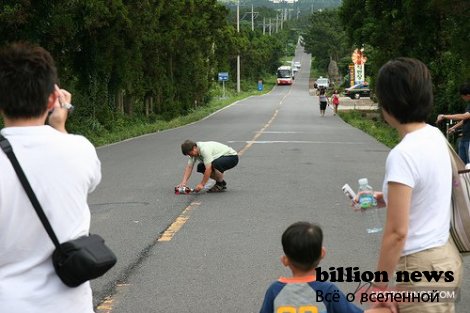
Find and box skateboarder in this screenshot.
[177,140,239,192]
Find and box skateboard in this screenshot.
[174,186,194,194]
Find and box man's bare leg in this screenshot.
[210,169,224,182]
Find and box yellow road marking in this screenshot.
[96,200,200,312]
[96,283,131,313]
[238,109,278,156]
[158,201,201,242]
[238,88,290,156]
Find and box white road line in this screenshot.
[229,140,371,145]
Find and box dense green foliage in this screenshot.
[302,1,469,123]
[339,0,469,120]
[0,1,295,138]
[302,10,348,75]
[88,76,277,146]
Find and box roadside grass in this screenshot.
[82,77,276,146]
[338,110,400,148]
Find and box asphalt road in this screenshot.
[89,47,469,312]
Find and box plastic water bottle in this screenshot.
[357,178,382,234]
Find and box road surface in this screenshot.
[88,46,469,313]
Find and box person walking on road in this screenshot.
[331,89,340,115]
[436,83,470,163]
[318,88,329,117]
[259,222,390,313]
[0,42,102,313]
[177,140,239,192]
[370,58,462,313]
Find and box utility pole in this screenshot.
[280,10,284,30]
[263,17,265,35]
[237,0,240,93]
[276,14,279,33]
[251,4,254,32]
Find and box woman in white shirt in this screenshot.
[371,58,463,313]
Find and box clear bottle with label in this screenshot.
[357,178,382,234]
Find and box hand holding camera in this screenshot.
[55,85,74,112]
[48,85,73,133]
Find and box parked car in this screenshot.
[344,83,371,99]
[316,76,330,89]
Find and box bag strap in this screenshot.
[0,135,61,249]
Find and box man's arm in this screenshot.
[48,86,71,133]
[178,163,194,187]
[48,107,69,133]
[195,163,212,192]
[448,120,464,133]
[437,112,470,123]
[376,182,410,279]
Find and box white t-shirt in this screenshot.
[0,126,101,313]
[382,124,452,256]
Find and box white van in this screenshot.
[316,76,330,89]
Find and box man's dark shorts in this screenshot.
[197,155,239,173]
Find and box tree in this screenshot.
[0,0,294,133]
[302,9,348,75]
[340,0,470,118]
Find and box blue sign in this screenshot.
[218,72,229,81]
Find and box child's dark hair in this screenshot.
[282,222,323,272]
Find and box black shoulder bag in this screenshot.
[0,135,117,287]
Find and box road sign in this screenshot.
[218,72,229,82]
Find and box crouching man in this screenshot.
[177,140,239,192]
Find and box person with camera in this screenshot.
[0,42,101,312]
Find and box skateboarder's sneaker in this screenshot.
[208,184,225,193]
[219,180,227,190]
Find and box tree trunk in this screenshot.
[145,96,149,117]
[124,94,133,115]
[116,90,124,114]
